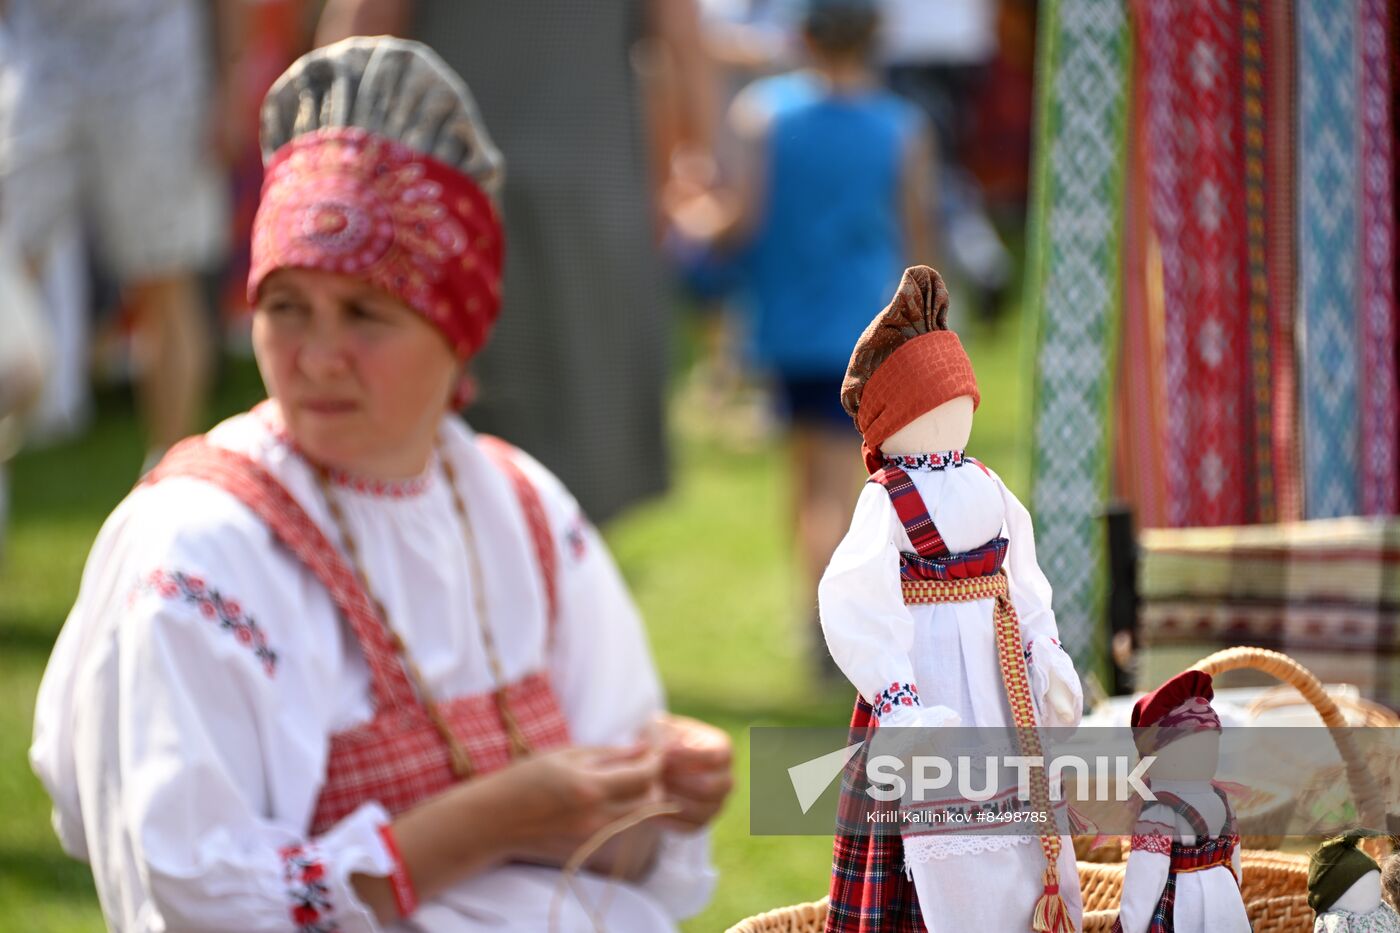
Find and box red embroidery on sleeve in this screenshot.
[132,570,278,676]
[280,844,339,932]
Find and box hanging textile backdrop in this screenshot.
[1025,0,1130,677]
[1029,0,1398,676]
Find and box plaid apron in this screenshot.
[145,432,572,836]
[827,462,1069,933]
[1110,788,1242,933]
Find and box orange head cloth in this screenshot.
[840,266,980,473]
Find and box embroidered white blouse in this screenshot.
[30,409,715,932]
[818,455,1082,732]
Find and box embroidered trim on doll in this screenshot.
[131,570,278,676]
[1131,830,1174,857]
[280,843,339,932]
[872,682,921,719]
[882,450,967,471]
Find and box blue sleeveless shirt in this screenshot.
[739,72,922,377]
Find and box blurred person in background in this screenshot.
[0,0,240,471]
[668,0,935,679]
[878,0,1012,318]
[318,0,716,525]
[31,37,730,932]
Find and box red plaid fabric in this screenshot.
[146,433,571,839]
[826,698,924,933]
[868,466,950,558]
[868,465,1008,581]
[310,671,569,834]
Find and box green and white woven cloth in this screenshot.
[1024,0,1130,680]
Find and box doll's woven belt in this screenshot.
[898,571,1073,930]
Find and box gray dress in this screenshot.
[413,0,670,524]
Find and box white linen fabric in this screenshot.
[1114,781,1249,933]
[30,409,714,932]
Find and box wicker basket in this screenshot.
[1190,647,1388,829]
[728,648,1386,932]
[726,852,1312,933]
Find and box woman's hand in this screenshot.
[652,714,734,831]
[497,744,665,870]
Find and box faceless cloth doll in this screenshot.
[821,266,1083,933]
[1113,670,1249,933]
[1309,832,1400,933]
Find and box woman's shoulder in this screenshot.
[109,407,309,572]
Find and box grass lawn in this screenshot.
[0,311,1028,931]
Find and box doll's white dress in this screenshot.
[819,453,1084,932]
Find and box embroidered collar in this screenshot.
[252,400,434,498]
[321,462,434,499]
[883,450,968,471]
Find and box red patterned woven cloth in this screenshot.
[248,126,505,360]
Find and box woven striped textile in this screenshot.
[1026,0,1129,676]
[1298,0,1360,518]
[1135,517,1400,708]
[1358,0,1398,517]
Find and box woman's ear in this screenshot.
[449,366,477,411]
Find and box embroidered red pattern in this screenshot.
[873,682,920,719]
[1132,830,1174,857]
[249,127,504,360]
[280,844,339,933]
[883,450,966,471]
[132,570,277,676]
[321,464,431,499]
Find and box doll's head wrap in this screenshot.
[248,37,505,361]
[1309,831,1383,913]
[841,266,980,474]
[1130,670,1221,757]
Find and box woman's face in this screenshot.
[252,267,459,478]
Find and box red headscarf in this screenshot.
[855,331,980,474]
[248,127,505,361]
[1131,670,1221,756]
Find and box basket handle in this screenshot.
[1190,646,1386,828]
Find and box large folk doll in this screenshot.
[1309,832,1400,933]
[820,266,1084,933]
[1114,671,1249,932]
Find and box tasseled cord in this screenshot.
[1031,867,1076,933]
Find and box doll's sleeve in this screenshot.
[819,483,948,725]
[995,474,1084,727]
[1116,808,1175,933]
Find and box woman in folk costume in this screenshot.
[29,38,731,932]
[819,266,1084,933]
[1113,671,1249,933]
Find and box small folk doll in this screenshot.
[1114,670,1249,933]
[1310,832,1400,933]
[821,266,1083,933]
